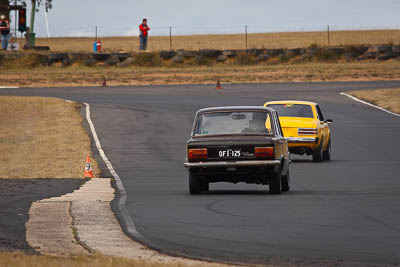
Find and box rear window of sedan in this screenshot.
[194,111,273,136]
[267,104,314,118]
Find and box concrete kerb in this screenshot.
[25,178,112,256]
[26,178,149,257]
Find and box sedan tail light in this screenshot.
[255,147,274,158]
[188,148,208,160]
[298,128,318,135]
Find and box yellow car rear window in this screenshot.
[267,104,314,118]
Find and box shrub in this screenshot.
[0,54,41,69]
[195,55,214,66]
[344,45,360,54]
[235,52,254,65]
[131,52,161,67]
[314,49,340,62]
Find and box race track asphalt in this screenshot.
[2,81,400,265]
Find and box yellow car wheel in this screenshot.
[323,138,331,161]
[312,138,323,162]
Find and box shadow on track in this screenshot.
[290,159,314,163]
[203,190,269,195]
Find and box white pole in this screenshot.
[44,10,50,38]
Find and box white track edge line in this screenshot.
[340,92,400,117]
[84,102,141,236]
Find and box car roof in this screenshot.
[196,106,275,114]
[264,100,317,106]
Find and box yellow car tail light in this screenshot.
[188,148,208,160]
[255,147,274,158]
[298,128,318,135]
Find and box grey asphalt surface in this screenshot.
[1,81,400,265]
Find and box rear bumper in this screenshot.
[184,160,280,168]
[286,137,317,143]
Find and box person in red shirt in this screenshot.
[0,14,10,50]
[139,18,150,51]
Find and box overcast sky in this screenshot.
[8,0,400,37]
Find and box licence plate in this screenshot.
[218,149,241,158]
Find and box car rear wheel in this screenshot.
[201,180,209,191]
[189,173,202,194]
[323,137,331,161]
[312,138,323,162]
[269,170,282,194]
[281,169,290,192]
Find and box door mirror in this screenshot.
[325,119,333,123]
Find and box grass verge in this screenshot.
[0,251,174,267]
[0,96,100,178]
[0,251,239,267]
[348,88,400,114]
[1,61,400,88]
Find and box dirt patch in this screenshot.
[348,88,400,114]
[0,96,100,178]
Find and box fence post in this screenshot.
[169,26,172,50]
[245,25,248,49]
[327,25,330,47]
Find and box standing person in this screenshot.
[0,15,10,50]
[139,18,150,51]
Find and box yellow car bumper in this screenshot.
[286,136,320,150]
[285,137,317,143]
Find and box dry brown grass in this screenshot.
[23,30,400,52]
[0,60,399,88]
[0,251,241,267]
[0,251,176,267]
[0,96,100,178]
[349,88,400,114]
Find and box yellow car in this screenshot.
[264,100,332,162]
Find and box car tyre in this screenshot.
[281,168,290,192]
[189,173,202,194]
[312,138,323,162]
[269,170,282,194]
[201,180,209,191]
[323,137,331,161]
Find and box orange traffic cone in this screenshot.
[216,79,222,90]
[84,155,94,178]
